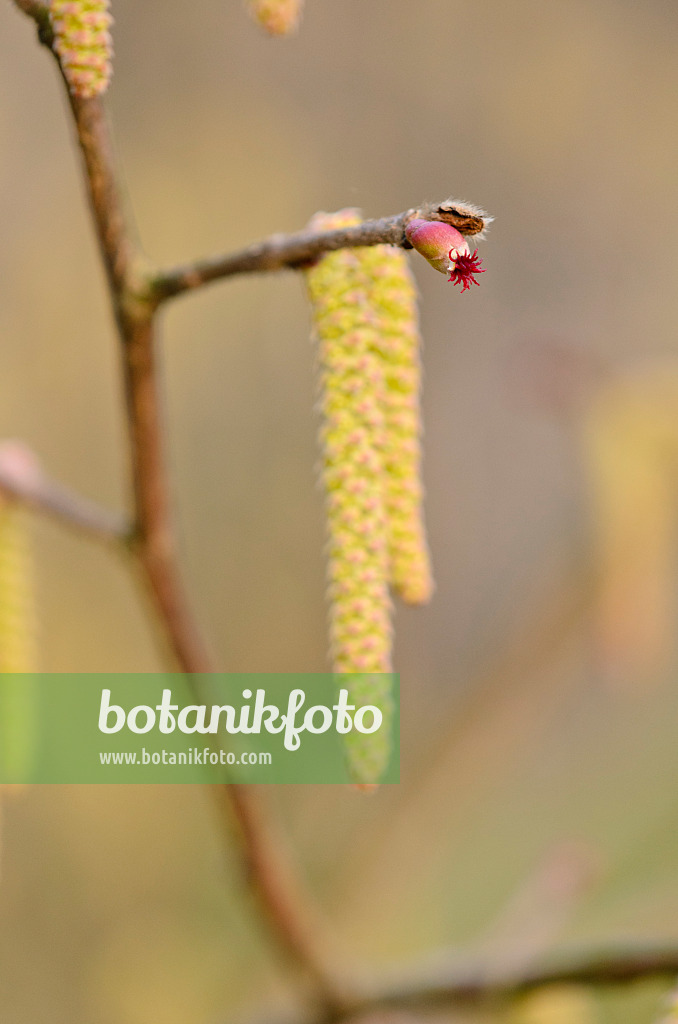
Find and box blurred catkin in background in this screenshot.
[581,364,678,686]
[247,0,303,36]
[0,504,36,675]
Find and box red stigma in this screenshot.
[447,249,485,292]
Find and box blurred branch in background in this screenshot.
[242,940,678,1023]
[475,843,600,976]
[0,441,128,546]
[344,939,678,1014]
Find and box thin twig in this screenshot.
[473,842,599,976]
[61,89,212,672]
[10,0,52,46]
[213,784,354,1009]
[151,201,489,303]
[0,456,128,546]
[239,940,678,1024]
[344,940,678,1014]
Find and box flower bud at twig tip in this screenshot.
[405,218,485,290]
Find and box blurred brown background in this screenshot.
[2,1,678,1022]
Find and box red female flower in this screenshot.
[448,248,485,292]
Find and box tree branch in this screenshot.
[57,88,209,671]
[233,940,678,1024]
[213,784,354,1009]
[9,0,354,997]
[151,201,490,303]
[10,0,52,47]
[9,7,669,1024]
[59,83,350,1014]
[13,3,481,1011]
[344,940,678,1014]
[11,0,47,19]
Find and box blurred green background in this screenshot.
[1,1,678,1022]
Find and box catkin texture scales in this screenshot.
[363,245,433,605]
[50,0,113,99]
[306,211,394,784]
[306,211,393,676]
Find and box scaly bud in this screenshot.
[361,244,433,604]
[405,218,485,292]
[248,0,304,36]
[50,0,113,99]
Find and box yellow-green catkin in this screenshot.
[0,504,37,675]
[362,244,433,605]
[248,0,304,35]
[50,0,113,99]
[306,210,392,676]
[305,210,393,784]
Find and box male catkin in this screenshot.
[305,210,394,784]
[50,0,113,99]
[362,244,433,605]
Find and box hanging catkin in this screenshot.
[50,0,113,99]
[305,210,393,784]
[306,211,392,676]
[361,243,433,605]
